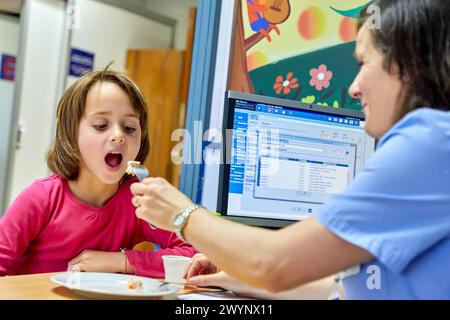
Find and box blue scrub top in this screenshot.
[315,108,450,299]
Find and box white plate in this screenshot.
[51,272,181,300]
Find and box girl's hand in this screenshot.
[183,253,219,280]
[67,250,130,273]
[130,177,194,231]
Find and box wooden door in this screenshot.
[126,49,185,186]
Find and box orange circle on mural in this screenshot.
[297,7,326,40]
[247,51,269,71]
[339,17,357,42]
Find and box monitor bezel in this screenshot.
[217,90,366,229]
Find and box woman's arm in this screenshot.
[131,178,373,292]
[184,210,372,292]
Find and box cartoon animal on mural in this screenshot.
[245,0,291,42]
[230,0,292,93]
[230,0,372,110]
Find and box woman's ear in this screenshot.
[397,68,411,83]
[391,63,410,82]
[400,72,411,82]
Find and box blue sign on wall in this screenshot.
[69,48,94,77]
[1,54,16,81]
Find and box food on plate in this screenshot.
[127,278,144,290]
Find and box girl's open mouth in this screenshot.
[105,153,123,170]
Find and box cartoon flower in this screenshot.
[273,72,299,94]
[309,64,333,91]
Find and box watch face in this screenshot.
[174,213,184,227]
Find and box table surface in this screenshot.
[0,272,222,300]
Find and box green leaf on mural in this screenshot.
[329,3,370,19]
[301,96,316,104]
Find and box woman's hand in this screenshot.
[130,177,194,231]
[188,271,268,298]
[184,254,264,298]
[67,250,131,273]
[183,253,220,280]
[184,254,267,298]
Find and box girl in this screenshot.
[0,67,196,277]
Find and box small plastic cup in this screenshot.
[162,255,192,284]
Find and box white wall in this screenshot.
[67,0,174,87]
[146,0,198,49]
[6,0,66,206]
[0,15,20,213]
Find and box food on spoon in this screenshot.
[126,161,141,175]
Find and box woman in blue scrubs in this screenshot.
[130,0,450,299]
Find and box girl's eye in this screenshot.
[124,126,136,134]
[94,124,107,130]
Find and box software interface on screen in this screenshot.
[227,98,374,222]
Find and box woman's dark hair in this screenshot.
[358,0,450,114]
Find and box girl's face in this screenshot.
[77,81,142,185]
[349,24,407,139]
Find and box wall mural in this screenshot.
[229,0,371,110]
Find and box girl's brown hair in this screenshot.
[46,65,150,180]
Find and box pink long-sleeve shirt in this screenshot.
[0,175,196,277]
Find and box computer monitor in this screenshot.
[217,91,375,228]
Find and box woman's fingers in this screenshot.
[183,253,204,277]
[185,254,217,279]
[130,181,150,196]
[131,195,140,207]
[130,178,163,196]
[130,178,195,230]
[188,272,228,289]
[135,205,149,221]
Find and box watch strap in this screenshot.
[174,204,203,243]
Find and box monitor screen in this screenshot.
[217,91,375,228]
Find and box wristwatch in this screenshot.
[173,204,203,243]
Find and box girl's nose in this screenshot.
[349,80,362,99]
[110,128,125,144]
[111,136,125,143]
